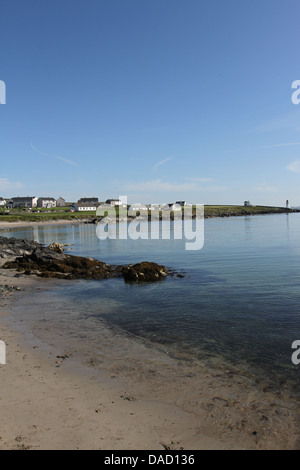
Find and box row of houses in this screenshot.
[0,196,124,211]
[129,201,189,212]
[0,196,66,209]
[0,196,190,212]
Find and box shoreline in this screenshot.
[0,206,298,230]
[0,219,90,229]
[0,262,299,449]
[0,269,231,450]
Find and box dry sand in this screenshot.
[0,267,227,450]
[0,262,299,450]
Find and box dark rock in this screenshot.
[122,262,168,283]
[4,249,115,280]
[0,237,39,259]
[1,236,177,283]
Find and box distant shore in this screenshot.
[0,205,298,229]
[202,205,299,218]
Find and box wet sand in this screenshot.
[0,219,91,229]
[0,262,299,450]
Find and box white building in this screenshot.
[37,197,57,208]
[71,203,97,212]
[0,198,6,206]
[146,203,182,211]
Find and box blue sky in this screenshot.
[1,0,300,205]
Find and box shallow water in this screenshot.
[2,213,300,397]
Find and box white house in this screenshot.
[0,198,6,206]
[71,203,97,212]
[37,197,57,208]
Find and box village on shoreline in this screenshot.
[0,195,299,225]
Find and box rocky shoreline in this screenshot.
[0,236,179,283]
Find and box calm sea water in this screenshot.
[2,213,300,395]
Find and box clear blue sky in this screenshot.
[1,0,300,205]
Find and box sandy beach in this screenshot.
[0,257,299,451]
[0,266,228,450]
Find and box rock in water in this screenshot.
[122,262,168,282]
[48,242,65,254]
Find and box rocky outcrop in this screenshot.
[0,237,39,259]
[1,237,178,283]
[4,248,119,280]
[122,262,168,282]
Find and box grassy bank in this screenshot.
[203,205,296,217]
[0,211,97,223]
